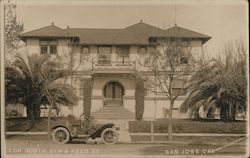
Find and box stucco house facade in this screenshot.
[19,20,211,120]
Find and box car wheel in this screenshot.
[52,127,70,144]
[101,128,119,145]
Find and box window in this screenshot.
[40,40,58,55]
[40,45,48,54]
[171,79,186,96]
[80,46,90,62]
[117,46,129,63]
[117,46,129,57]
[180,56,188,64]
[138,46,147,54]
[172,88,186,96]
[98,46,111,64]
[50,45,57,55]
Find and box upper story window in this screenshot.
[80,46,90,62]
[98,46,111,64]
[40,40,58,55]
[117,46,129,63]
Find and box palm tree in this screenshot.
[5,54,78,119]
[180,41,247,121]
[180,60,222,119]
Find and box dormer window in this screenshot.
[40,40,58,55]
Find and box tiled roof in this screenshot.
[163,25,211,43]
[67,22,166,45]
[165,25,211,38]
[20,23,77,39]
[20,21,211,44]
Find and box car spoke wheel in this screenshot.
[52,127,70,144]
[101,128,118,145]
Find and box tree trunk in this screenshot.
[26,106,34,130]
[26,106,34,119]
[47,101,53,140]
[26,100,41,119]
[33,104,41,119]
[229,103,236,121]
[220,102,229,122]
[194,109,200,120]
[168,99,174,140]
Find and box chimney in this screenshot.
[51,22,54,26]
[67,25,70,29]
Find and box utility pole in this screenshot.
[1,1,6,147]
[174,4,177,26]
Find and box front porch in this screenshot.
[90,73,136,119]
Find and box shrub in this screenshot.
[83,79,92,121]
[128,119,246,134]
[162,107,170,119]
[135,78,145,120]
[6,109,22,117]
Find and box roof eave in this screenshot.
[19,35,79,41]
[149,36,211,44]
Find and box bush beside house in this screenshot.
[135,79,145,120]
[83,79,92,121]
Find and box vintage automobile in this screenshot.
[50,115,120,145]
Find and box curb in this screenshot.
[129,133,246,137]
[6,131,246,137]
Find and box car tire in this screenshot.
[51,127,71,144]
[101,128,119,145]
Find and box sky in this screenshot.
[13,0,248,57]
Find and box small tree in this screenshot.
[135,78,145,120]
[4,2,24,62]
[5,54,78,119]
[83,78,92,121]
[141,38,198,139]
[41,43,89,139]
[180,39,247,121]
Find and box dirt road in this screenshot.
[4,135,247,156]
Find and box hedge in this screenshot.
[129,119,246,134]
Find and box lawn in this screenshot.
[129,119,246,134]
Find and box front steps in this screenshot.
[91,106,135,120]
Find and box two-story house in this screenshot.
[19,20,211,120]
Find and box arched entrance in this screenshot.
[103,82,124,106]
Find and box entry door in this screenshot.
[104,82,123,99]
